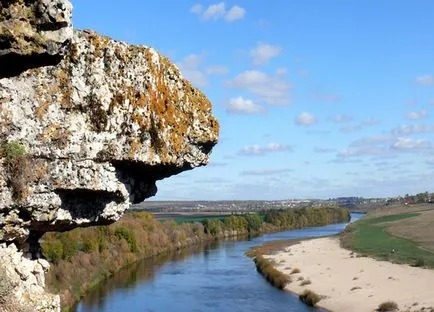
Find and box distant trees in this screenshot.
[264,206,350,230]
[402,191,432,204]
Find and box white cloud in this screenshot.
[350,135,394,147]
[362,118,380,126]
[206,66,229,75]
[391,124,434,136]
[227,70,291,105]
[177,54,208,87]
[406,110,428,120]
[240,143,292,156]
[203,2,226,20]
[250,42,282,66]
[314,147,335,153]
[225,5,246,22]
[339,125,362,133]
[226,96,264,114]
[339,135,433,160]
[240,168,292,176]
[337,147,390,158]
[191,2,246,22]
[392,137,432,151]
[331,114,353,123]
[416,75,434,86]
[295,112,317,126]
[276,67,288,76]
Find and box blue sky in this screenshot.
[73,1,434,200]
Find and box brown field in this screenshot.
[362,203,434,252]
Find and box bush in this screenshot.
[299,289,321,307]
[1,141,33,201]
[254,255,290,289]
[1,141,25,161]
[290,268,301,274]
[377,301,398,312]
[41,238,64,262]
[414,257,425,267]
[115,226,138,252]
[300,279,311,286]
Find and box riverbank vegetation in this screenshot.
[299,289,321,307]
[253,255,290,289]
[340,204,434,268]
[40,206,349,309]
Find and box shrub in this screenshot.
[414,257,425,267]
[115,226,138,252]
[254,255,290,289]
[1,141,26,161]
[377,301,398,312]
[290,268,301,274]
[41,238,64,262]
[299,289,321,307]
[1,141,33,201]
[61,235,78,260]
[300,279,311,286]
[244,213,263,232]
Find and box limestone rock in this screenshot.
[0,29,219,245]
[0,0,73,78]
[0,243,60,311]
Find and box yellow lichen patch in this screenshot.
[128,139,142,159]
[32,160,48,183]
[38,124,71,148]
[70,43,80,64]
[0,95,11,105]
[132,112,147,129]
[84,31,111,59]
[34,100,50,120]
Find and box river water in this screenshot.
[75,213,363,312]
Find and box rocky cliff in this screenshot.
[0,0,218,310]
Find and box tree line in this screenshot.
[40,206,350,308]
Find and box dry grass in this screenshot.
[387,208,434,251]
[290,268,301,274]
[299,289,321,307]
[377,300,398,311]
[253,255,291,289]
[246,239,301,258]
[341,203,434,268]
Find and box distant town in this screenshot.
[134,193,433,218]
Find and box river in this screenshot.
[75,213,364,312]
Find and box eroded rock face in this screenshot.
[0,0,73,78]
[0,243,60,311]
[0,29,219,246]
[1,1,218,311]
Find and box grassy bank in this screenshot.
[341,206,434,268]
[40,206,349,309]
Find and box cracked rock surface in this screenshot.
[1,1,218,310]
[0,0,73,78]
[0,29,219,246]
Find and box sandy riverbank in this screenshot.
[266,237,434,312]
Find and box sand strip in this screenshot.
[266,237,434,312]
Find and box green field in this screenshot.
[173,215,226,224]
[342,212,434,268]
